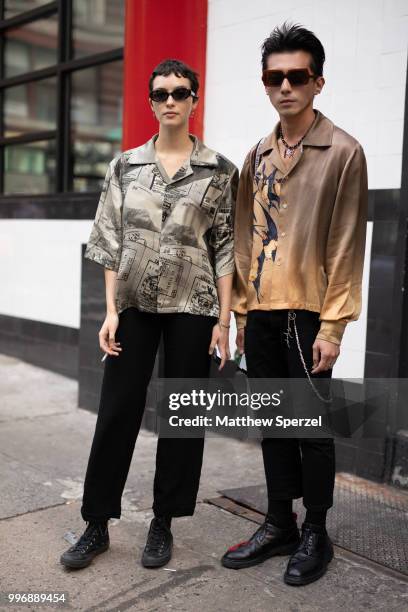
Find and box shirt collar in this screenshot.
[258,109,334,156]
[127,134,219,167]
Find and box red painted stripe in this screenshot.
[122,0,208,150]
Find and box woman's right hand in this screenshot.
[99,311,122,356]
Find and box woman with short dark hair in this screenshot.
[60,58,238,570]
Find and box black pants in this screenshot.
[245,309,335,511]
[81,307,216,522]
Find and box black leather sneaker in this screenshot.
[221,515,300,570]
[284,522,334,586]
[141,517,173,568]
[60,522,109,569]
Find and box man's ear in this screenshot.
[315,76,325,95]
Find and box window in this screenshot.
[71,61,123,191]
[0,1,124,195]
[72,0,125,59]
[4,77,57,137]
[4,17,58,78]
[4,1,51,20]
[4,139,56,194]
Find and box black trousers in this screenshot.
[245,309,335,511]
[81,307,216,522]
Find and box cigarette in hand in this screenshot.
[101,354,107,362]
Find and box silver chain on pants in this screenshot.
[285,310,332,404]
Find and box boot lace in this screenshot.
[145,519,170,553]
[253,520,274,545]
[71,523,104,554]
[301,528,317,556]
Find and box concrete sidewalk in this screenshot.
[1,354,407,612]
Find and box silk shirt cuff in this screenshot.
[316,320,347,345]
[234,312,247,329]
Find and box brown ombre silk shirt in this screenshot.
[232,110,368,345]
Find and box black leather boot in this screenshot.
[284,522,334,585]
[221,514,300,569]
[141,517,173,568]
[60,522,109,569]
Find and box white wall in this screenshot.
[0,220,93,328]
[204,0,408,189]
[333,221,372,378]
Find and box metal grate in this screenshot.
[211,473,408,576]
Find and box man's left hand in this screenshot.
[311,338,340,374]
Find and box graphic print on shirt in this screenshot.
[250,164,281,302]
[188,277,218,314]
[138,258,160,310]
[84,136,238,317]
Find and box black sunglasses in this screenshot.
[149,87,198,103]
[262,69,317,87]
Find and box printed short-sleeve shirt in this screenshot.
[84,134,239,317]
